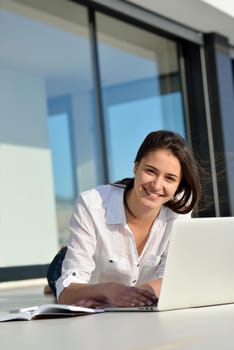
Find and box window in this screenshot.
[0,1,99,266]
[96,13,186,182]
[0,0,192,277]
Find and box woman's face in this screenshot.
[133,149,182,210]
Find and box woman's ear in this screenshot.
[133,162,138,175]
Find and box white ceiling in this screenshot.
[128,0,234,47]
[201,0,234,17]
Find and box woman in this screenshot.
[51,130,202,308]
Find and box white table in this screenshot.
[1,302,234,349]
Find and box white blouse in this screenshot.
[56,184,190,299]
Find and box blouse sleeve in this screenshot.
[56,195,97,299]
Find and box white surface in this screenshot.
[1,285,234,349]
[158,217,234,311]
[0,284,54,313]
[1,302,234,349]
[202,0,234,17]
[0,278,47,291]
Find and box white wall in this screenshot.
[0,68,58,266]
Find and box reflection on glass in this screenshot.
[107,93,184,181]
[0,1,99,264]
[96,13,186,182]
[48,112,75,246]
[216,52,234,214]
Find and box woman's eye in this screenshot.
[146,169,155,174]
[166,176,175,182]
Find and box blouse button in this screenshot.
[72,272,76,276]
[132,280,136,284]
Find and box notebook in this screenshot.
[105,217,234,312]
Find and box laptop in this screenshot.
[105,217,234,312]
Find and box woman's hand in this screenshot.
[75,298,108,309]
[101,283,157,307]
[59,282,157,307]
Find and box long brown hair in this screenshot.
[114,130,202,214]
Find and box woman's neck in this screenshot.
[124,188,160,222]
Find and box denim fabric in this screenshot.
[47,246,67,298]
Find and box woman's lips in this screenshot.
[143,186,163,197]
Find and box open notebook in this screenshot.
[106,217,234,312]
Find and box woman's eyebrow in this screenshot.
[146,164,179,178]
[145,164,158,171]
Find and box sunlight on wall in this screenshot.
[0,144,58,266]
[201,0,234,17]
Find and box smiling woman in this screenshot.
[131,149,182,215]
[46,130,202,308]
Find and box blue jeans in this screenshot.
[46,246,67,298]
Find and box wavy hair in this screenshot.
[114,130,202,214]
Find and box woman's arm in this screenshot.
[139,279,162,299]
[59,282,157,307]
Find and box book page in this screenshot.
[0,304,104,322]
[0,311,32,321]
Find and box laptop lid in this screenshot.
[157,217,234,311]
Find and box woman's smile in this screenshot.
[142,186,164,198]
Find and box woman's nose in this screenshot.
[151,176,163,190]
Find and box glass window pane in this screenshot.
[96,13,186,182]
[216,52,234,214]
[48,112,75,246]
[48,113,75,201]
[0,1,100,266]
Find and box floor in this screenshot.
[0,279,55,313]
